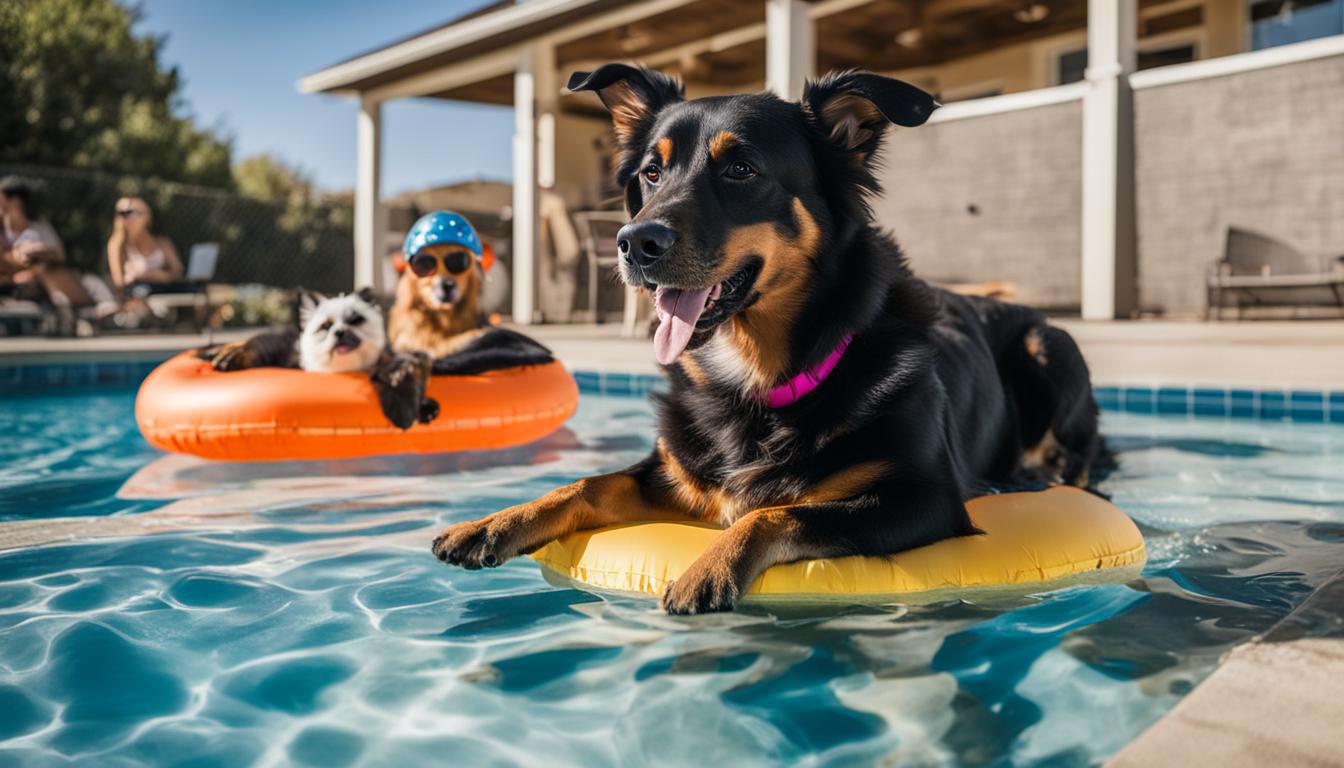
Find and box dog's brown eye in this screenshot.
[725,161,756,180]
[643,164,661,183]
[346,313,365,326]
[318,320,333,332]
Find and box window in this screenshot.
[1055,44,1198,84]
[1249,0,1344,49]
[1139,44,1198,68]
[1057,49,1089,84]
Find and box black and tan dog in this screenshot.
[432,65,1102,614]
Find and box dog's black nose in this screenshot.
[333,328,351,342]
[617,221,677,268]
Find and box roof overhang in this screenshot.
[298,0,637,96]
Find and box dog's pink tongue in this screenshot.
[654,286,713,365]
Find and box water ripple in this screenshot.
[1,396,1342,765]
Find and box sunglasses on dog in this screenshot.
[408,249,474,277]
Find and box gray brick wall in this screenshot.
[870,101,1084,310]
[1135,57,1344,316]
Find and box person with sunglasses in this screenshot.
[106,196,186,298]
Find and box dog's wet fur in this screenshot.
[431,65,1103,614]
[197,288,439,430]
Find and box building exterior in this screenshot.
[301,0,1344,321]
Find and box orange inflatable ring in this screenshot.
[135,352,579,461]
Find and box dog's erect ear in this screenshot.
[355,286,377,306]
[296,288,326,325]
[568,64,683,146]
[803,71,938,155]
[569,64,683,213]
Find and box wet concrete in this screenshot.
[1108,568,1344,767]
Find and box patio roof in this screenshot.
[298,0,643,96]
[301,0,1107,107]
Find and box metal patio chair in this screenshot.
[1207,227,1344,320]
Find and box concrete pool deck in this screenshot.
[1108,568,1344,768]
[3,319,1343,389]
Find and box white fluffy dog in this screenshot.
[298,289,386,373]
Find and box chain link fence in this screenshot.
[1,164,353,295]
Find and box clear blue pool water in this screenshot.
[2,387,1343,766]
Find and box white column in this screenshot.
[1080,0,1137,320]
[536,50,558,190]
[355,95,386,296]
[765,0,814,98]
[512,45,542,325]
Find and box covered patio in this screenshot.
[300,0,1153,322]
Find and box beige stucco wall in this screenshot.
[1133,54,1344,316]
[871,100,1085,310]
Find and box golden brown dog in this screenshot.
[388,242,488,359]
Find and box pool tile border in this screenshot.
[1092,384,1343,423]
[2,359,1341,424]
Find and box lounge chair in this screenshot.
[143,242,218,331]
[0,298,44,336]
[34,269,119,336]
[572,210,645,336]
[1207,227,1344,320]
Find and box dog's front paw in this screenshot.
[418,397,440,424]
[430,517,520,570]
[661,561,743,615]
[207,342,251,372]
[375,353,431,430]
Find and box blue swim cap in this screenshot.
[403,210,482,258]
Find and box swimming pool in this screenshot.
[2,385,1342,766]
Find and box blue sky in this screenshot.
[134,0,514,194]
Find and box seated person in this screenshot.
[1,177,66,300]
[106,196,194,298]
[390,210,552,375]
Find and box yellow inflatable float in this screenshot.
[532,486,1145,603]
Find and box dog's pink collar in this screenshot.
[764,334,854,408]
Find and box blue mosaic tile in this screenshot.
[1289,406,1325,423]
[1229,390,1255,419]
[602,372,635,396]
[1291,390,1324,405]
[6,357,1344,427]
[573,370,601,395]
[1093,386,1121,411]
[1192,395,1228,417]
[1156,387,1189,415]
[1122,387,1154,414]
[1288,391,1326,423]
[1259,391,1287,421]
[634,374,664,396]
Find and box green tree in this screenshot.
[0,0,233,187]
[233,153,314,209]
[233,153,354,260]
